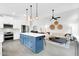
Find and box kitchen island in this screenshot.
[20,33,45,53]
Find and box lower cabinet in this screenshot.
[35,37,44,53]
[0,42,2,56]
[20,34,44,53]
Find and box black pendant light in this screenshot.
[26,8,28,20]
[30,5,32,20]
[51,9,61,21]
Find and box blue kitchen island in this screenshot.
[20,33,45,53]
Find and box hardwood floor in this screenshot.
[2,39,77,56]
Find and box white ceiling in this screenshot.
[0,3,79,17]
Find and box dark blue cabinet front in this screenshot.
[20,34,44,53]
[35,37,44,53]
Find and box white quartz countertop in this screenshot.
[21,33,45,37]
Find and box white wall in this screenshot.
[0,42,2,56]
[0,15,28,42]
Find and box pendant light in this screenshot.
[50,9,63,30]
[36,3,39,20]
[30,5,32,21]
[57,24,63,30]
[50,24,55,30]
[54,20,59,25]
[26,8,28,21]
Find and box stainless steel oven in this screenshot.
[4,32,13,40]
[3,24,13,40]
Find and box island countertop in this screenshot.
[21,32,45,37]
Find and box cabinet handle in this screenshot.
[39,38,41,40]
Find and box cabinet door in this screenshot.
[20,34,24,44]
[24,35,29,47]
[35,36,44,53]
[28,36,35,50]
[23,35,27,45]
